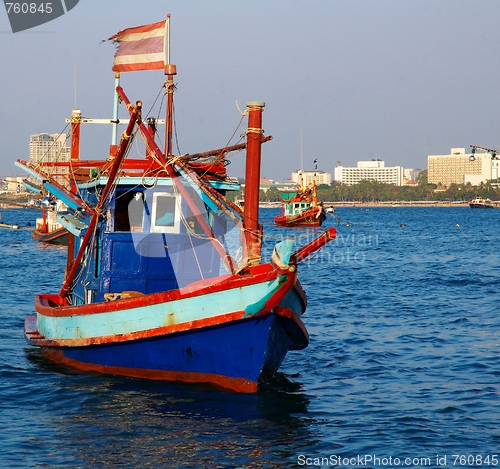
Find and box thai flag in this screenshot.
[109,20,166,72]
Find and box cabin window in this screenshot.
[151,192,181,233]
[115,191,144,232]
[129,193,145,231]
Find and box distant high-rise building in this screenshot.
[334,160,404,186]
[29,133,70,185]
[403,168,421,184]
[291,170,331,186]
[427,148,492,187]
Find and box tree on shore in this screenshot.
[258,179,500,203]
[224,176,500,203]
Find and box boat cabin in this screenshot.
[281,190,313,217]
[63,175,239,305]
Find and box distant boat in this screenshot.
[274,181,326,228]
[234,198,244,210]
[23,159,70,245]
[15,17,337,393]
[31,223,69,244]
[469,197,496,209]
[31,198,69,245]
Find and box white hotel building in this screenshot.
[428,148,495,187]
[291,170,331,186]
[334,160,404,186]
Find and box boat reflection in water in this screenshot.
[28,361,313,468]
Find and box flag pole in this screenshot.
[164,13,176,158]
[111,72,120,148]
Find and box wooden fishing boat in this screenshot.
[274,181,326,228]
[16,17,336,392]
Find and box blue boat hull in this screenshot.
[469,204,495,209]
[32,311,307,392]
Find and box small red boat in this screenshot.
[32,201,69,245]
[274,182,326,228]
[32,224,69,245]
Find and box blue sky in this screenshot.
[1,0,500,181]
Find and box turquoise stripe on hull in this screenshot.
[38,276,286,341]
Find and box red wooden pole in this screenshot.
[243,101,265,265]
[164,14,176,158]
[70,109,81,161]
[67,107,79,273]
[164,65,176,157]
[42,209,47,233]
[146,118,157,160]
[290,227,337,264]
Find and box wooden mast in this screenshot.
[243,102,265,265]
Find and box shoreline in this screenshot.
[259,201,474,208]
[0,197,490,210]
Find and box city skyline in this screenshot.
[14,132,499,189]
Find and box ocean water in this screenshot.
[0,206,499,468]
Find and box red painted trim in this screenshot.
[29,304,307,392]
[36,263,291,318]
[42,348,257,393]
[108,20,166,40]
[28,310,248,347]
[253,272,296,318]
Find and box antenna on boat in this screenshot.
[164,13,176,158]
[300,127,304,188]
[74,60,77,109]
[300,127,303,171]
